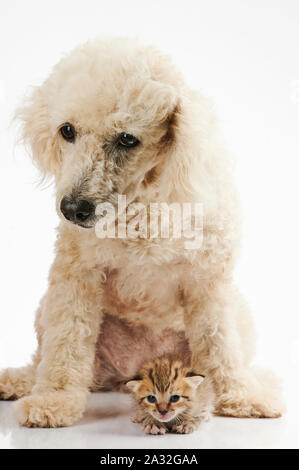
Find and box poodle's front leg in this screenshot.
[183,279,284,418]
[13,273,102,428]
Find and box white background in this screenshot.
[0,0,298,448]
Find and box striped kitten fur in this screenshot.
[126,356,215,434]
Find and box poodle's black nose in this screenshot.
[60,197,95,226]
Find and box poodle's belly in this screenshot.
[92,314,190,392]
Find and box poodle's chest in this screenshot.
[101,264,185,330]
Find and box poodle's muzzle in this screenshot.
[60,196,95,228]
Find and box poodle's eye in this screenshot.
[60,123,76,143]
[170,395,180,403]
[147,395,156,403]
[118,132,140,148]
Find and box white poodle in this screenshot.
[0,38,284,427]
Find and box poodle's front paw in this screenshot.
[142,423,166,435]
[13,390,87,427]
[172,422,197,434]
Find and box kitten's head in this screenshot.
[126,357,204,423]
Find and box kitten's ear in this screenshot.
[126,380,142,393]
[184,374,205,389]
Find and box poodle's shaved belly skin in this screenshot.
[93,314,189,392]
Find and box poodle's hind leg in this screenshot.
[183,280,285,418]
[0,303,43,400]
[0,356,38,400]
[214,366,285,418]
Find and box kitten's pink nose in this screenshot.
[157,402,168,415]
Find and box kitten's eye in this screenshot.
[60,123,76,143]
[147,395,156,403]
[118,132,140,148]
[170,395,180,403]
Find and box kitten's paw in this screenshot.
[131,415,141,423]
[172,423,197,434]
[201,410,212,422]
[142,423,166,435]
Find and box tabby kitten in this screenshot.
[126,356,215,434]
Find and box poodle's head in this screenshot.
[18,38,213,229]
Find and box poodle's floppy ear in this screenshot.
[161,90,218,203]
[16,87,60,178]
[124,78,179,128]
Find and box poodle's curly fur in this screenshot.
[0,38,284,427]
